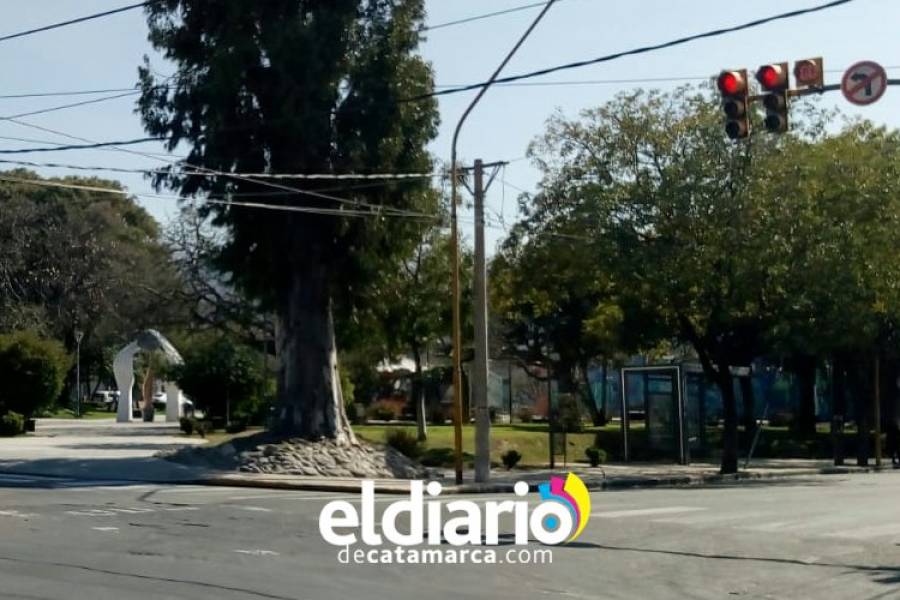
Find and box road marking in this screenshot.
[233,505,273,513]
[822,523,900,540]
[226,493,358,502]
[0,510,35,518]
[109,507,155,514]
[162,506,199,512]
[92,527,119,532]
[592,506,706,519]
[66,509,117,517]
[651,512,766,526]
[234,549,280,556]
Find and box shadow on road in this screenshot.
[586,542,900,587]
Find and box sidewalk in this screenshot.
[0,417,209,482]
[0,420,885,493]
[202,458,881,495]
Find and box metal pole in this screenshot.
[508,360,514,423]
[875,354,882,467]
[448,0,557,485]
[473,159,490,483]
[74,329,83,418]
[76,341,81,418]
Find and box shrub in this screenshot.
[367,400,400,422]
[194,420,212,438]
[179,417,194,435]
[0,331,70,419]
[169,334,267,421]
[225,420,247,434]
[385,428,422,459]
[517,407,534,423]
[768,411,794,428]
[0,412,24,437]
[551,394,585,433]
[428,405,448,425]
[585,447,607,467]
[501,449,522,470]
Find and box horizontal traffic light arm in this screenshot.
[745,79,900,102]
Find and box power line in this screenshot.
[0,174,438,220]
[0,1,155,44]
[0,137,164,154]
[0,157,445,180]
[408,0,859,101]
[0,87,138,100]
[3,117,435,218]
[2,90,140,120]
[421,1,552,32]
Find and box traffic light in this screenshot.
[756,62,789,133]
[794,57,823,89]
[717,69,750,139]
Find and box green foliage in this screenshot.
[225,420,247,434]
[0,411,24,437]
[585,447,606,467]
[170,334,266,420]
[0,331,71,418]
[385,428,422,459]
[501,449,522,470]
[194,420,212,438]
[552,394,585,433]
[179,417,194,436]
[0,171,186,377]
[139,2,439,436]
[367,399,401,422]
[516,407,534,423]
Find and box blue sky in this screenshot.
[0,0,894,251]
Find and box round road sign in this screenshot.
[841,60,887,106]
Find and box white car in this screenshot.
[152,392,195,412]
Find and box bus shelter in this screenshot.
[620,365,691,464]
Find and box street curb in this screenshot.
[195,465,880,495]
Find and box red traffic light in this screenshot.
[717,70,745,95]
[756,63,787,91]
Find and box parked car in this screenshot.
[92,390,121,411]
[152,392,195,413]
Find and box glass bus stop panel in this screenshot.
[684,373,707,457]
[645,373,678,458]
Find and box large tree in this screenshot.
[0,170,185,399]
[138,1,439,441]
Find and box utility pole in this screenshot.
[473,159,490,482]
[447,0,557,485]
[74,329,83,418]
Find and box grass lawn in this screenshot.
[354,424,609,468]
[40,406,118,420]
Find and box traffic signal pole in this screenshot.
[448,0,557,484]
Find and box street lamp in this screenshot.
[448,0,558,485]
[74,329,83,418]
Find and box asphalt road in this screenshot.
[1,472,900,599]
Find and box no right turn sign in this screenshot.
[841,60,887,106]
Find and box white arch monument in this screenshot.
[112,329,185,423]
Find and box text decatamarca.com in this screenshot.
[318,474,591,565]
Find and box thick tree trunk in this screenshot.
[412,344,427,442]
[274,264,355,443]
[850,360,869,467]
[832,354,846,466]
[599,360,608,424]
[740,375,756,438]
[717,370,739,474]
[794,355,817,437]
